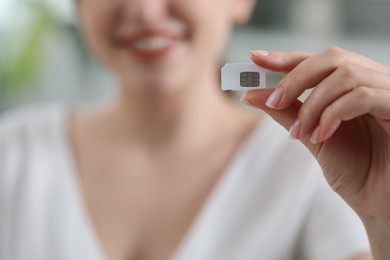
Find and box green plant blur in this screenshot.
[0,2,56,93]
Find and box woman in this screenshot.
[1,0,389,259]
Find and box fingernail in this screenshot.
[251,50,270,57]
[240,92,256,108]
[289,119,301,140]
[240,92,248,103]
[265,87,283,109]
[310,125,321,144]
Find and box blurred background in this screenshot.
[0,0,389,112]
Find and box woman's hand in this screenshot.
[241,47,390,259]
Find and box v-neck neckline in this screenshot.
[55,107,107,260]
[56,107,266,260]
[170,118,267,259]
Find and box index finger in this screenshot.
[251,50,314,73]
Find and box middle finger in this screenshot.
[271,46,388,110]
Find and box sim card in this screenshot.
[221,63,266,91]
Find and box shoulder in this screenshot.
[0,104,67,140]
[0,104,69,174]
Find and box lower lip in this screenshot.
[128,43,175,60]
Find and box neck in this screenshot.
[103,72,239,147]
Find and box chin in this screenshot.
[121,75,188,97]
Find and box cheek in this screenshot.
[79,3,119,67]
[177,0,233,56]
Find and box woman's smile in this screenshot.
[117,30,184,61]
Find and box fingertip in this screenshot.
[245,88,274,102]
[310,125,321,144]
[250,50,271,64]
[250,51,289,73]
[312,120,341,144]
[265,87,284,109]
[241,89,269,107]
[242,89,277,111]
[251,50,270,57]
[240,91,250,105]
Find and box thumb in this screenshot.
[243,88,300,130]
[242,89,318,151]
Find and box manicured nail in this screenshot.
[240,92,248,103]
[265,87,283,109]
[310,125,321,144]
[251,50,270,57]
[240,92,256,108]
[289,119,301,140]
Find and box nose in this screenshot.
[124,0,169,28]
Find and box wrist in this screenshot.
[361,214,390,260]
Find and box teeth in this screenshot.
[133,37,172,51]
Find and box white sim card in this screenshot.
[221,63,266,91]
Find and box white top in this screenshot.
[0,106,370,260]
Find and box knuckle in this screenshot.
[355,86,374,104]
[325,45,344,56]
[322,104,337,121]
[323,46,348,68]
[299,99,317,118]
[338,64,359,81]
[335,64,364,92]
[322,104,339,122]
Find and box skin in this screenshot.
[73,0,259,259]
[73,0,372,259]
[242,47,390,260]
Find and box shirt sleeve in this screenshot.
[299,164,371,260]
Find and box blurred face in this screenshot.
[78,0,253,95]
